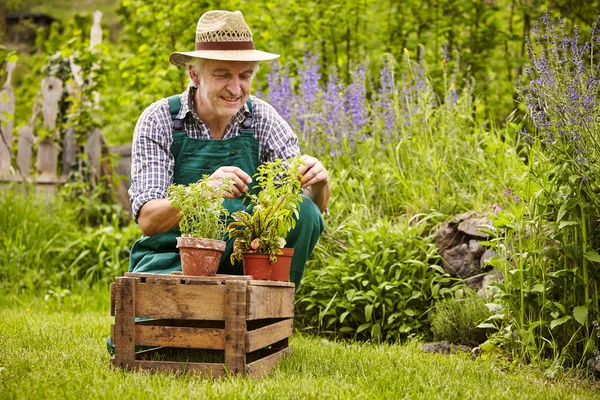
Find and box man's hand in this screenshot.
[297,154,331,212]
[298,154,329,188]
[209,166,252,198]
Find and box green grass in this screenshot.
[0,289,598,399]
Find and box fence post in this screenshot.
[0,60,16,178]
[36,76,63,182]
[85,10,103,185]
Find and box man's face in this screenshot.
[196,59,257,121]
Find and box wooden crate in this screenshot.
[110,272,295,378]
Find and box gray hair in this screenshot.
[187,58,259,81]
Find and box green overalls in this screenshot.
[128,96,325,288]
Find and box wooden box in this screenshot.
[110,272,295,378]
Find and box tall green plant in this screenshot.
[485,14,600,367]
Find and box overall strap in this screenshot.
[167,95,185,133]
[240,98,254,136]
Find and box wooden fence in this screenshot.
[0,11,131,213]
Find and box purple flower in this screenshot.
[346,64,368,134]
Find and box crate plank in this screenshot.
[110,282,115,316]
[224,280,247,374]
[113,278,135,368]
[246,318,293,352]
[246,286,294,320]
[135,325,225,350]
[245,347,292,378]
[135,283,226,320]
[133,360,225,377]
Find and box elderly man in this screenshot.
[127,10,330,287]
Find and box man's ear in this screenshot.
[188,65,200,85]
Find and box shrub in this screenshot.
[0,187,140,293]
[430,290,491,346]
[485,13,600,367]
[295,208,457,342]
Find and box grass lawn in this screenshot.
[0,288,598,400]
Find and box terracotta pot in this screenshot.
[177,237,226,276]
[270,248,294,281]
[242,253,272,280]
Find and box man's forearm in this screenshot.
[305,181,331,213]
[137,198,181,236]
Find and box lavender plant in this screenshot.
[266,51,524,342]
[485,13,600,367]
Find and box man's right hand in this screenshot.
[209,166,252,198]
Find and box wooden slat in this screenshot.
[36,140,59,179]
[0,60,15,177]
[126,272,252,285]
[249,280,295,288]
[135,283,226,320]
[135,325,225,350]
[110,282,115,316]
[245,347,292,378]
[16,124,34,178]
[113,277,135,368]
[224,280,247,374]
[246,319,293,352]
[246,286,295,320]
[132,360,225,377]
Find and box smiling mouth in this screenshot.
[221,96,240,104]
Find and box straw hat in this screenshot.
[169,10,279,66]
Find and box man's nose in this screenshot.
[226,77,242,94]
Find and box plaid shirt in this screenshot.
[129,84,300,221]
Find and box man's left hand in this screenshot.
[298,154,329,188]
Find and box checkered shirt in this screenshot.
[128,83,300,221]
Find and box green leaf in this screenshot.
[530,284,545,293]
[357,323,371,333]
[573,305,588,325]
[556,202,567,222]
[584,250,600,263]
[558,220,579,229]
[550,315,571,330]
[365,304,373,322]
[476,323,497,329]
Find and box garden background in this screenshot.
[1,0,600,398]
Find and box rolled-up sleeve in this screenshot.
[128,101,174,221]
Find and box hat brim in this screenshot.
[169,50,280,67]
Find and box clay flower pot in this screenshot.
[270,248,294,281]
[242,253,272,280]
[177,237,226,276]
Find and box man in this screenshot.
[127,10,330,287]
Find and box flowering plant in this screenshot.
[167,175,231,239]
[227,157,304,263]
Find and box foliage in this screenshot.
[296,210,457,342]
[483,14,600,368]
[227,157,303,263]
[269,50,526,342]
[430,289,491,346]
[168,175,230,239]
[0,188,139,294]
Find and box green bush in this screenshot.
[0,187,140,293]
[296,208,457,342]
[430,290,491,346]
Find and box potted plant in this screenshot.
[168,175,231,276]
[227,157,304,280]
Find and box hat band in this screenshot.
[195,41,255,51]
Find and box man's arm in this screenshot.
[137,199,181,236]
